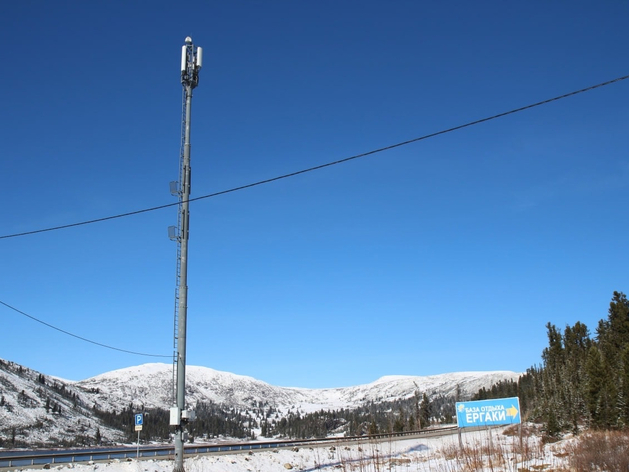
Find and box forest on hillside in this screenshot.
[474,291,629,437]
[92,390,453,443]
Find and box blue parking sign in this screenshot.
[135,414,143,426]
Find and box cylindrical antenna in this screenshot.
[180,46,187,73]
[196,47,203,69]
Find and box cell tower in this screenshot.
[169,36,202,472]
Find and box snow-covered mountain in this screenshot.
[78,363,520,414]
[0,359,125,447]
[0,359,520,448]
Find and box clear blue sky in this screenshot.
[1,1,627,388]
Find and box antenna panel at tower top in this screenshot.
[181,46,187,72]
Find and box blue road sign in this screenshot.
[456,397,521,428]
[135,414,143,426]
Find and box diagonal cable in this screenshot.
[1,73,627,241]
[0,299,171,358]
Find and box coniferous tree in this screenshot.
[413,389,421,430]
[597,292,629,363]
[594,292,629,427]
[542,323,564,373]
[562,321,590,432]
[393,408,405,433]
[585,345,605,426]
[543,409,561,438]
[419,393,430,429]
[407,413,415,431]
[368,420,378,436]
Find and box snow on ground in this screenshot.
[13,427,573,472]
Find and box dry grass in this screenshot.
[314,427,628,472]
[567,430,629,472]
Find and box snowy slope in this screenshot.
[76,363,520,414]
[77,364,314,412]
[9,428,575,472]
[0,359,124,447]
[0,359,520,448]
[290,371,520,413]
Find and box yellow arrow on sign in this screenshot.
[506,405,519,418]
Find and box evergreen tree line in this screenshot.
[259,391,455,439]
[92,391,457,442]
[93,401,258,443]
[190,402,257,440]
[472,291,629,436]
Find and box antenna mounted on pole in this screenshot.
[171,36,202,472]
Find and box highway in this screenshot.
[0,427,459,470]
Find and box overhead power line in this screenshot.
[0,299,171,358]
[1,73,627,241]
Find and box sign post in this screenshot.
[135,414,144,459]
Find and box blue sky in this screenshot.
[0,1,627,388]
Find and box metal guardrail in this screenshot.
[0,426,459,469]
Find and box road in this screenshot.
[0,427,460,470]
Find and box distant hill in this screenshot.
[78,363,519,413]
[0,359,124,447]
[0,359,519,448]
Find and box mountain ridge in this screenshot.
[0,358,520,448]
[77,363,520,412]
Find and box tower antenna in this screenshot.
[170,36,202,472]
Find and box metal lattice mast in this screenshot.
[170,86,186,405]
[170,36,202,472]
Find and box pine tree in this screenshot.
[407,413,415,431]
[597,292,629,372]
[544,409,561,438]
[368,420,378,436]
[413,389,421,430]
[538,323,568,428]
[419,393,430,429]
[542,323,565,372]
[562,321,590,432]
[393,413,404,433]
[585,345,610,427]
[594,291,629,427]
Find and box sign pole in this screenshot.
[458,428,463,449]
[134,413,144,460]
[519,423,523,452]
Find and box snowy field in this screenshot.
[13,428,573,472]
